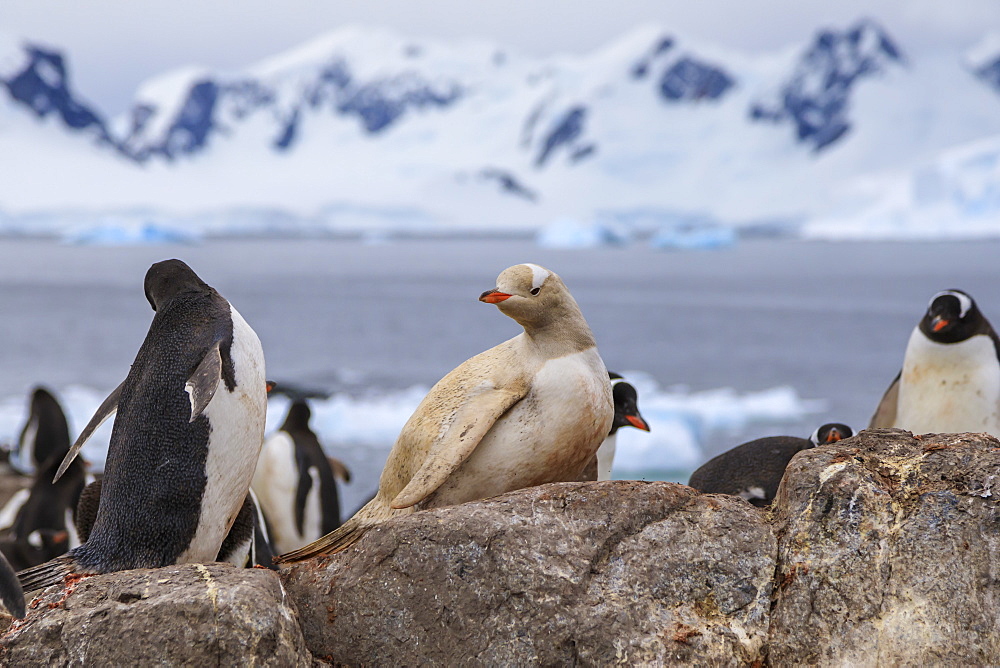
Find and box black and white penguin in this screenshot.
[597,373,649,480]
[687,422,854,507]
[252,400,344,554]
[18,259,267,592]
[11,387,72,476]
[870,289,1000,435]
[0,388,89,570]
[580,372,650,481]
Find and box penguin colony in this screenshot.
[0,259,991,618]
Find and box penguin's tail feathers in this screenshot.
[0,551,25,619]
[273,498,404,564]
[17,555,75,595]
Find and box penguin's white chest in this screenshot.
[428,348,612,506]
[595,433,617,481]
[178,304,267,563]
[896,330,1000,436]
[251,432,323,553]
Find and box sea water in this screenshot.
[1,237,998,513]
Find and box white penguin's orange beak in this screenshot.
[480,290,511,304]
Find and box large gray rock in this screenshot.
[281,480,776,666]
[770,429,1000,665]
[0,563,312,666]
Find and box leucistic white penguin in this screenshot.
[277,263,612,562]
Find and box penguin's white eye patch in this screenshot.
[523,263,550,291]
[530,287,540,296]
[930,290,972,318]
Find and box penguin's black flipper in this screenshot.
[17,554,74,595]
[294,450,314,537]
[54,382,124,482]
[185,342,222,423]
[328,457,352,483]
[0,551,25,618]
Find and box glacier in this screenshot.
[1,20,1000,239]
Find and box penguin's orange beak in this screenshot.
[626,415,650,431]
[932,318,949,332]
[480,290,511,303]
[825,428,842,443]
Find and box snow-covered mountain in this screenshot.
[2,20,1000,238]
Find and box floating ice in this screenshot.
[610,371,824,475]
[63,222,201,246]
[0,378,823,485]
[535,217,628,249]
[649,222,737,250]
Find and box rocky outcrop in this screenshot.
[770,429,1000,665]
[0,563,311,666]
[1,429,998,665]
[282,481,776,665]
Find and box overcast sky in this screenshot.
[5,0,999,114]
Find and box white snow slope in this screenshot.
[2,21,1000,239]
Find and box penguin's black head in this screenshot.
[809,423,853,447]
[609,374,650,435]
[144,259,211,311]
[282,400,312,432]
[919,290,986,344]
[30,387,57,411]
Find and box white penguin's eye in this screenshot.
[530,287,540,296]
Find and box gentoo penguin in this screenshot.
[276,263,613,562]
[74,480,276,569]
[687,423,854,507]
[251,400,344,554]
[870,289,1000,435]
[11,387,71,475]
[2,450,88,570]
[18,259,267,592]
[0,389,89,570]
[581,372,650,481]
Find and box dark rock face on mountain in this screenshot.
[971,54,1000,94]
[750,19,904,151]
[2,429,998,664]
[770,429,1000,665]
[659,57,734,102]
[1,45,115,146]
[282,481,776,665]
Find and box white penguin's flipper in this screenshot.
[869,372,901,428]
[185,342,222,423]
[53,381,123,483]
[390,385,527,510]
